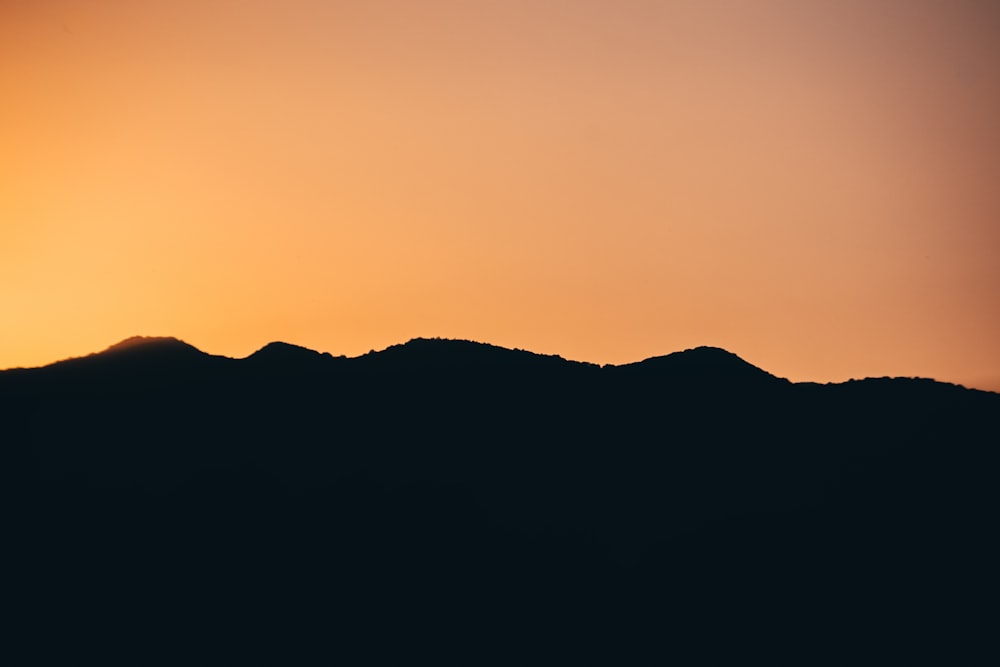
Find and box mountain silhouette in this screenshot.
[103,334,195,353]
[79,335,211,363]
[248,340,332,362]
[4,337,997,664]
[623,344,781,377]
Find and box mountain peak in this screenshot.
[95,336,208,362]
[621,345,785,384]
[103,336,194,354]
[28,335,214,375]
[668,346,753,365]
[248,341,332,364]
[353,337,587,372]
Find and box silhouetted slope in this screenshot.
[352,336,594,373]
[616,345,787,386]
[68,335,214,367]
[3,337,997,664]
[6,336,231,393]
[247,340,335,364]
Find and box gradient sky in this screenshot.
[2,0,999,389]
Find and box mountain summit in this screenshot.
[619,345,786,385]
[101,335,203,356]
[248,341,332,363]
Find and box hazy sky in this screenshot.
[2,0,999,389]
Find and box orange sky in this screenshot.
[2,0,999,390]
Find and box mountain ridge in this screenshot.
[3,335,987,392]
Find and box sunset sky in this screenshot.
[2,0,999,390]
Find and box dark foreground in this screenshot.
[4,337,997,664]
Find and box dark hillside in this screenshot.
[4,337,997,664]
